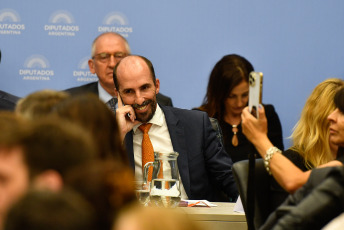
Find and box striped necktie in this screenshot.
[106,97,117,112]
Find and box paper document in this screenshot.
[233,195,245,213]
[181,200,217,207]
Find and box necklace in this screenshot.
[232,124,239,147]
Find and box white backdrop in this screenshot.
[1,0,344,148]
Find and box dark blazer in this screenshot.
[64,82,173,106]
[261,165,344,230]
[124,105,238,201]
[0,90,20,111]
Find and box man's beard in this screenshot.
[132,97,157,123]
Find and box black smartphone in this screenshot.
[248,71,263,118]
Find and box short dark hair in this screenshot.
[0,111,30,149]
[65,160,136,230]
[113,55,156,91]
[334,87,344,113]
[4,189,96,230]
[21,118,96,179]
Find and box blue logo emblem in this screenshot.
[103,12,128,25]
[0,9,20,22]
[49,10,74,24]
[73,56,97,82]
[98,11,133,38]
[0,9,25,35]
[19,55,54,81]
[24,55,50,69]
[45,10,79,36]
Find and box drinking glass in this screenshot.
[134,181,150,206]
[149,178,181,208]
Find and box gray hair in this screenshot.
[90,32,131,58]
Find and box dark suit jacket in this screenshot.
[0,90,20,111]
[64,82,173,106]
[124,105,238,201]
[261,165,344,230]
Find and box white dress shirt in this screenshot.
[98,82,118,111]
[132,105,188,199]
[97,82,113,103]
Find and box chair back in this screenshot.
[233,159,272,229]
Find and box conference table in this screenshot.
[180,202,247,230]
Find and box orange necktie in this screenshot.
[138,123,154,181]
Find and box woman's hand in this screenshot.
[241,105,268,147]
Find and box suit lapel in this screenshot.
[91,81,99,95]
[160,106,191,197]
[124,131,135,170]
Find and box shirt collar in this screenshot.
[98,82,114,103]
[133,104,164,133]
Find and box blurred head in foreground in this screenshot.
[113,204,203,230]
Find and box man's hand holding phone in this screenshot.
[116,94,140,141]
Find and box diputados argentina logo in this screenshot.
[19,55,54,81]
[44,10,79,36]
[98,12,133,38]
[0,9,25,35]
[73,56,97,82]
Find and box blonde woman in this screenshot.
[241,85,344,230]
[290,78,344,168]
[242,78,344,211]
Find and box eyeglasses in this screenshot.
[92,52,128,63]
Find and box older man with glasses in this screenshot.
[65,32,173,110]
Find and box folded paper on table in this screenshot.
[234,195,245,213]
[180,200,217,207]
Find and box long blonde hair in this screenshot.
[290,78,344,168]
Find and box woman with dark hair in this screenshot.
[197,54,284,163]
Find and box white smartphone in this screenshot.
[248,71,263,118]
